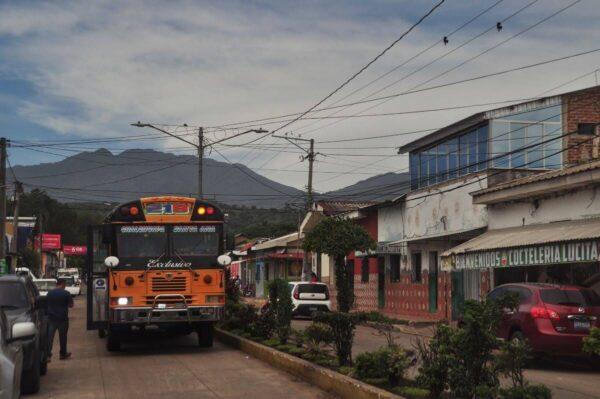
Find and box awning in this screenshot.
[442,218,600,270]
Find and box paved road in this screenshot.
[293,319,600,399]
[30,298,334,399]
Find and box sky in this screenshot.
[1,0,599,193]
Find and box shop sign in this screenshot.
[453,240,600,270]
[376,242,405,254]
[63,245,87,256]
[34,234,62,250]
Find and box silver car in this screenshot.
[0,310,37,399]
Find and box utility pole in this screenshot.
[198,127,204,198]
[10,181,23,273]
[272,134,320,281]
[0,138,7,268]
[131,122,267,200]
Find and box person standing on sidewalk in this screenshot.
[46,278,73,360]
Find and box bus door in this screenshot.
[86,226,109,331]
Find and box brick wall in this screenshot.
[382,272,451,321]
[563,86,600,165]
[353,273,379,312]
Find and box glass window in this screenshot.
[412,252,422,283]
[526,124,544,168]
[491,121,510,168]
[117,225,168,258]
[459,134,469,176]
[510,123,527,168]
[172,225,219,256]
[0,282,30,309]
[544,124,562,168]
[468,130,478,173]
[436,143,448,183]
[419,152,428,188]
[477,126,488,170]
[497,104,562,123]
[390,255,401,282]
[447,138,458,179]
[410,153,419,190]
[426,149,436,185]
[297,283,329,295]
[540,288,600,306]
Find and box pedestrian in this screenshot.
[310,272,318,283]
[46,278,73,360]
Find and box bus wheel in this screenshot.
[98,329,106,339]
[106,332,121,352]
[197,324,214,348]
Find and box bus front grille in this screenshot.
[151,276,187,292]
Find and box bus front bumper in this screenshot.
[110,306,223,324]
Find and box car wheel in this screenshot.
[21,350,41,394]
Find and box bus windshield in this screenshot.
[117,225,168,258]
[172,225,219,256]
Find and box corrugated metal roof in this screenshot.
[252,232,300,251]
[442,218,600,256]
[473,159,600,196]
[316,200,379,216]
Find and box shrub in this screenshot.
[221,303,257,332]
[416,324,453,398]
[371,319,400,348]
[268,278,294,344]
[315,311,358,366]
[583,327,600,356]
[337,366,355,376]
[392,386,430,399]
[224,267,240,305]
[261,337,280,347]
[355,346,410,387]
[288,347,307,357]
[496,337,531,390]
[304,322,334,355]
[275,344,297,353]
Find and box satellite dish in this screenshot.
[104,256,120,268]
[217,254,232,266]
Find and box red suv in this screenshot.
[488,283,600,356]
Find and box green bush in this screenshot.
[275,344,296,352]
[248,307,276,340]
[496,337,531,390]
[224,267,240,305]
[362,377,388,387]
[304,322,334,355]
[315,311,358,366]
[267,278,294,344]
[337,366,355,376]
[355,346,410,387]
[583,327,600,356]
[287,347,307,357]
[392,386,430,399]
[261,338,280,347]
[415,324,453,398]
[221,303,258,332]
[498,385,552,399]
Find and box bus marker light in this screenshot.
[197,206,206,215]
[207,207,215,215]
[130,206,139,216]
[203,274,213,284]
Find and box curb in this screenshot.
[215,328,404,399]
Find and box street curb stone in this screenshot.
[215,328,404,399]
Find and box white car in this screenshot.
[33,279,57,297]
[61,276,81,297]
[15,268,36,281]
[288,282,332,317]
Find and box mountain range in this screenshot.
[11,149,409,208]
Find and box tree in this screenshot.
[303,217,375,312]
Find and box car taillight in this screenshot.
[531,306,560,320]
[293,288,299,300]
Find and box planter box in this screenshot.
[216,328,403,399]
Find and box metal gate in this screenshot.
[86,226,109,331]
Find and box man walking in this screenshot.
[46,278,73,360]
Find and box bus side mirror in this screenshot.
[217,255,232,266]
[104,256,119,268]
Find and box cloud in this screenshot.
[1,0,599,191]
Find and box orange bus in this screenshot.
[86,196,230,351]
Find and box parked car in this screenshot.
[15,267,36,281]
[0,275,49,394]
[288,282,331,317]
[488,283,600,356]
[0,309,37,399]
[61,276,81,297]
[33,279,57,297]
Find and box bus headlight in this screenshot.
[117,297,131,306]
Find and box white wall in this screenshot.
[378,205,405,243]
[488,186,600,229]
[404,174,488,240]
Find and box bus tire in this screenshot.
[197,323,214,348]
[106,332,121,352]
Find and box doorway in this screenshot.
[377,256,385,308]
[428,252,438,312]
